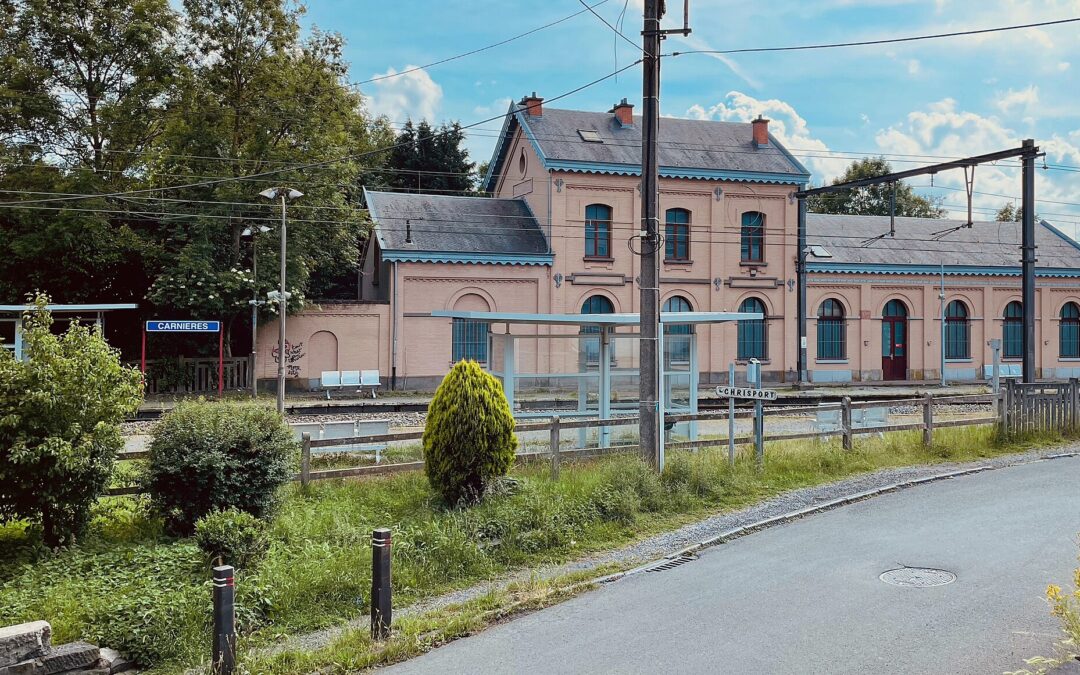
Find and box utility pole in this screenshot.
[639,0,690,470]
[796,198,808,385]
[1021,138,1037,383]
[638,0,663,469]
[259,187,303,415]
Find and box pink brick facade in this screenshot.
[257,98,1080,389]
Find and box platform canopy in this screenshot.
[1,303,137,360]
[430,310,760,326]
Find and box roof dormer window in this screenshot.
[578,129,603,143]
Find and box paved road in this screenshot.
[389,456,1080,675]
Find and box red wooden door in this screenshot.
[881,301,908,381]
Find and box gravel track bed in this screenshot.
[260,442,1073,657]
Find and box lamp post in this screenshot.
[259,187,303,415]
[242,225,271,399]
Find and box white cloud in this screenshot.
[1059,61,1072,71]
[685,91,850,180]
[473,97,513,118]
[907,59,921,76]
[995,85,1039,115]
[873,97,1080,231]
[362,66,443,123]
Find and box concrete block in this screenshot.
[0,622,51,668]
[40,642,98,674]
[96,648,136,674]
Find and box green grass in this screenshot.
[0,424,1067,673]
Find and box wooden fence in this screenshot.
[138,357,251,395]
[108,390,1032,496]
[1001,378,1080,435]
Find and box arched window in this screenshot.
[944,300,970,360]
[664,208,690,261]
[452,294,491,363]
[817,299,846,360]
[1003,301,1023,359]
[740,211,764,263]
[585,204,612,259]
[737,297,768,360]
[581,295,614,365]
[663,295,693,363]
[1061,302,1080,358]
[883,299,908,317]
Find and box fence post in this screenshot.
[301,432,311,488]
[841,396,852,451]
[371,528,392,640]
[212,565,236,675]
[727,362,736,466]
[549,416,561,481]
[1071,378,1079,432]
[1004,377,1015,434]
[922,392,934,448]
[752,360,764,470]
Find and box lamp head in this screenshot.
[258,187,304,201]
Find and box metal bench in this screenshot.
[360,369,380,398]
[291,419,391,462]
[321,369,378,399]
[984,364,1022,378]
[811,405,889,436]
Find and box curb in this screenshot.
[592,451,1080,585]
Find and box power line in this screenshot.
[0,59,643,208]
[667,16,1080,57]
[577,0,651,58]
[347,1,611,87]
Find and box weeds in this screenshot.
[0,423,1065,673]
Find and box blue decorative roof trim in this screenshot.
[1041,219,1080,253]
[543,158,808,185]
[807,262,1080,278]
[382,250,553,266]
[770,132,812,178]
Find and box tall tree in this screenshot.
[146,0,393,352]
[0,0,177,303]
[996,202,1021,222]
[808,157,946,218]
[383,119,474,194]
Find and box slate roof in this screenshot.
[485,106,810,191]
[364,189,549,263]
[806,213,1080,272]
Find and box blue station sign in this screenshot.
[146,320,221,333]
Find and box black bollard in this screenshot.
[371,528,392,639]
[212,565,236,675]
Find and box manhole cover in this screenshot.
[880,567,956,587]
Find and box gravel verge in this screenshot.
[259,442,1077,657]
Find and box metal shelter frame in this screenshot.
[794,139,1042,383]
[0,303,137,361]
[431,310,760,470]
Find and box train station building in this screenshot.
[257,94,1080,390]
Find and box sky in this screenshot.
[302,0,1080,235]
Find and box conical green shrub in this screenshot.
[423,360,518,504]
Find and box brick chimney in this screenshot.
[611,98,634,127]
[752,115,770,148]
[520,92,543,117]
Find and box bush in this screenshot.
[422,360,517,504]
[195,508,270,568]
[0,295,143,546]
[144,400,296,533]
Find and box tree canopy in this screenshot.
[808,157,947,219]
[383,120,476,195]
[0,0,406,355]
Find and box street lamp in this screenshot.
[241,224,271,399]
[259,187,303,414]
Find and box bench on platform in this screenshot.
[320,369,381,399]
[811,405,889,436]
[984,364,1022,379]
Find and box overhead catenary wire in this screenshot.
[666,16,1080,57]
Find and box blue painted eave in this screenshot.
[807,262,1080,278]
[545,159,808,185]
[383,250,552,266]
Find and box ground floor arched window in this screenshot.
[663,295,693,364]
[737,297,768,360]
[817,299,846,360]
[1003,301,1023,359]
[944,300,970,360]
[1061,302,1080,358]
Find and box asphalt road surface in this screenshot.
[389,455,1080,674]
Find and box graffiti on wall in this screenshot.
[271,340,305,377]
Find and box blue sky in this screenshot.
[303,0,1080,233]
